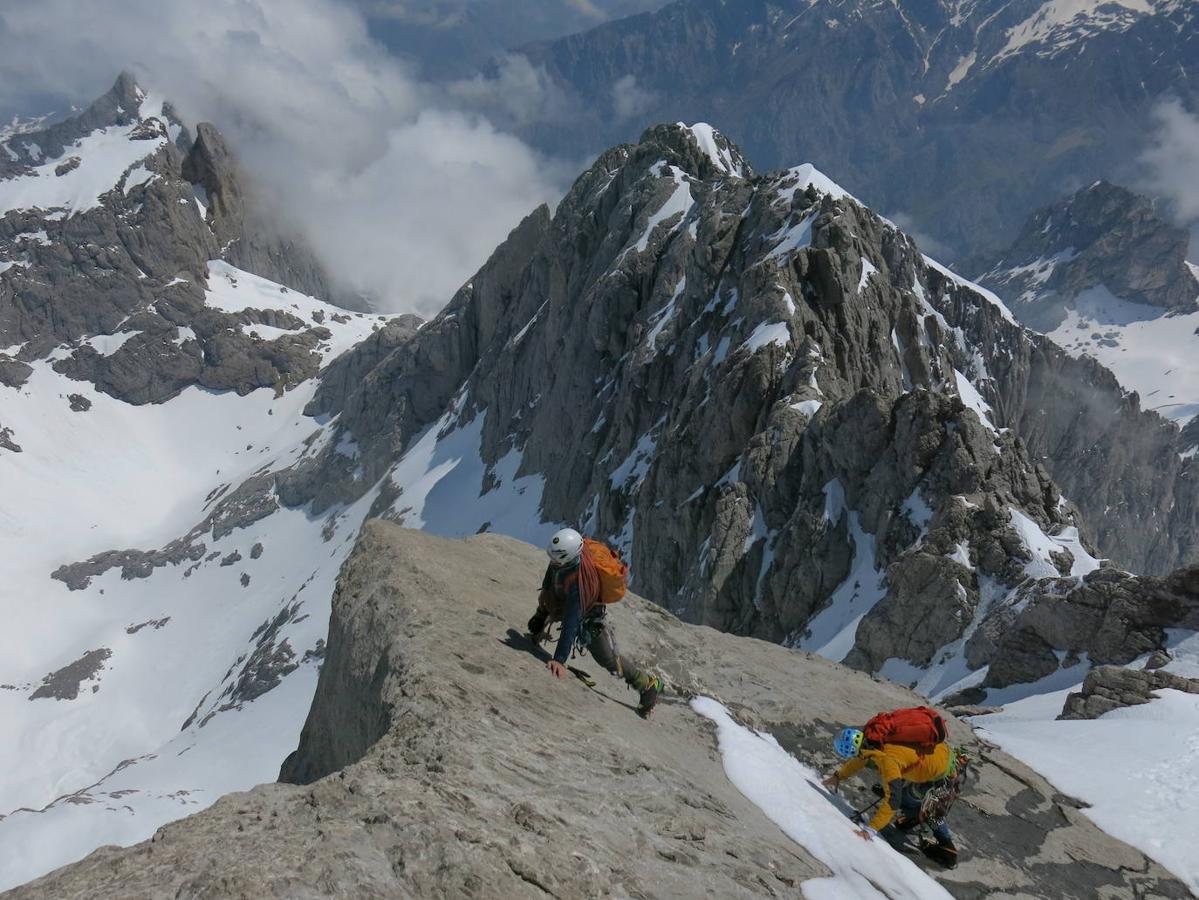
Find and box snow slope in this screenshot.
[976,679,1199,895]
[693,697,953,900]
[0,265,389,890]
[1045,284,1199,427]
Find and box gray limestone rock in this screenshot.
[182,123,363,308]
[11,524,1188,899]
[974,182,1199,332]
[961,565,1199,693]
[29,649,112,701]
[1,74,367,406]
[0,423,20,453]
[1060,665,1199,720]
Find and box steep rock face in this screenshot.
[10,525,1190,899]
[932,275,1199,577]
[273,123,1195,703]
[285,124,1088,680]
[973,181,1199,331]
[181,123,357,307]
[514,0,1198,258]
[970,181,1199,464]
[0,75,369,404]
[954,565,1199,695]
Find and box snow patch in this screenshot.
[0,123,166,218]
[953,370,997,433]
[683,123,745,177]
[742,321,790,353]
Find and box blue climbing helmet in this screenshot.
[834,727,865,759]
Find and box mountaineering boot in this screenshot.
[921,836,958,869]
[879,825,916,854]
[635,673,663,719]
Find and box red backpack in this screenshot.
[863,706,948,753]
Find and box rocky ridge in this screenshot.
[266,122,1195,698]
[9,524,1191,899]
[0,74,368,404]
[951,564,1199,698]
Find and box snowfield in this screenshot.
[1045,284,1199,426]
[976,683,1199,895]
[0,265,388,891]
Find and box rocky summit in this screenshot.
[0,73,364,406]
[972,181,1199,458]
[8,524,1190,899]
[278,122,1197,694]
[514,0,1198,259]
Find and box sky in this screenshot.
[0,0,578,316]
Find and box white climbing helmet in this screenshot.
[546,528,584,566]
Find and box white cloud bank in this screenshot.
[1140,98,1199,227]
[0,0,570,315]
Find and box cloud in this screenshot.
[446,53,574,129]
[1139,98,1199,226]
[887,211,955,262]
[611,74,655,122]
[0,0,569,315]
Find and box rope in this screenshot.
[577,543,601,614]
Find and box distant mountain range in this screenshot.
[512,0,1198,259]
[350,0,669,79]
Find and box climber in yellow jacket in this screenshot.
[821,727,958,867]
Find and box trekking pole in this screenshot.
[853,796,882,825]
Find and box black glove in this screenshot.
[527,609,548,636]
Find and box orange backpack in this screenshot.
[863,706,948,753]
[582,538,628,604]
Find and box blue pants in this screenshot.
[884,782,953,844]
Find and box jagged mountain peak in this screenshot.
[974,180,1199,431]
[977,179,1198,318]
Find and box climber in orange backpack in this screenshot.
[821,706,962,868]
[527,528,664,718]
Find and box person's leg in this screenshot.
[898,782,924,826]
[912,779,957,868]
[879,783,917,849]
[587,619,662,714]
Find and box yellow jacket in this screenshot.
[836,742,952,832]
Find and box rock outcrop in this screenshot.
[951,565,1199,697]
[181,122,359,307]
[0,75,377,403]
[9,524,1191,898]
[1060,665,1199,720]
